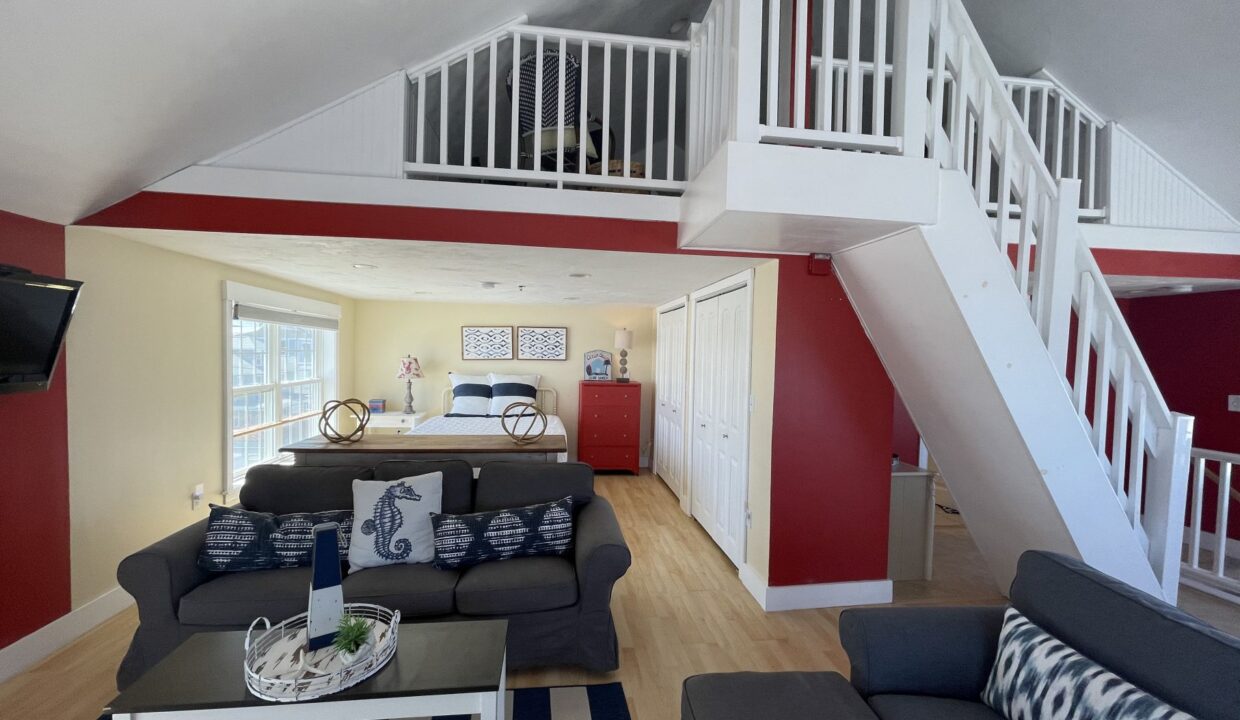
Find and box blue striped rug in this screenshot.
[436,683,630,720]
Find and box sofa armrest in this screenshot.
[573,496,631,612]
[117,517,214,626]
[840,605,1007,700]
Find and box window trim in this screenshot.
[223,282,341,501]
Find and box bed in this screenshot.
[279,387,568,468]
[407,388,568,463]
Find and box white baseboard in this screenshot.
[739,564,893,611]
[0,586,133,684]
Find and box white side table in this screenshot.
[367,411,428,435]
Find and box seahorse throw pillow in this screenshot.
[348,472,443,572]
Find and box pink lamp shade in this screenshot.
[396,356,424,380]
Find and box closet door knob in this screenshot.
[722,433,729,439]
[700,424,707,428]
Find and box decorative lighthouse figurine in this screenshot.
[306,523,344,652]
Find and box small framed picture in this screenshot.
[517,326,568,361]
[461,326,513,360]
[584,349,613,381]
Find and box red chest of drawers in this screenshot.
[577,381,641,474]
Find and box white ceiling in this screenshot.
[1106,275,1240,299]
[108,228,758,305]
[2,1,1233,224]
[962,0,1240,220]
[0,0,703,225]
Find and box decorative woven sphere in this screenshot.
[500,402,548,445]
[319,398,371,444]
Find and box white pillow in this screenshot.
[488,373,540,416]
[348,472,442,572]
[448,373,491,416]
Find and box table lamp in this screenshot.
[614,329,633,383]
[396,355,424,414]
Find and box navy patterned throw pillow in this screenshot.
[430,496,574,570]
[198,505,354,572]
[271,510,353,568]
[982,607,1196,719]
[198,505,278,572]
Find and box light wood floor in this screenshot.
[3,471,1236,720]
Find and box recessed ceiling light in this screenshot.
[481,281,499,289]
[352,263,378,270]
[568,273,591,278]
[563,296,580,301]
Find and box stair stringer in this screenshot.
[833,170,1163,597]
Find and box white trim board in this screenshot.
[0,586,133,684]
[145,165,681,223]
[739,564,894,611]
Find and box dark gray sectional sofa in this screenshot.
[682,551,1240,720]
[116,460,630,690]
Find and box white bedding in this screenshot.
[406,413,569,462]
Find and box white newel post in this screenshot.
[1146,412,1195,602]
[732,0,763,143]
[891,0,931,157]
[1037,178,1081,377]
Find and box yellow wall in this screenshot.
[354,301,655,463]
[64,228,355,607]
[745,260,778,581]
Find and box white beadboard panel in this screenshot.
[207,72,406,178]
[1106,123,1240,232]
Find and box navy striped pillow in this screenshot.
[449,373,492,416]
[430,496,574,569]
[488,373,539,416]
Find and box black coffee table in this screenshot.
[105,619,507,719]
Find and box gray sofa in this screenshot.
[682,551,1240,720]
[116,460,630,690]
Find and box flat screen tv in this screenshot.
[0,265,83,394]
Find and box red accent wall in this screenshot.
[1122,290,1240,538]
[768,261,893,585]
[0,210,71,649]
[84,192,896,586]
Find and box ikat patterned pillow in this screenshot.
[199,505,355,572]
[430,496,574,570]
[982,607,1196,720]
[271,509,353,568]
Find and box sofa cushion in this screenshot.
[179,567,313,626]
[681,672,877,720]
[455,556,577,615]
[373,460,474,514]
[983,607,1194,720]
[474,462,594,512]
[868,695,1001,720]
[1010,551,1240,720]
[240,465,373,514]
[341,563,459,617]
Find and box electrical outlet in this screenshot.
[1230,395,1240,413]
[191,483,205,510]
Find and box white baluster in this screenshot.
[416,74,427,164]
[1091,315,1113,456]
[928,0,948,160]
[872,0,888,136]
[666,50,678,180]
[1215,461,1233,577]
[464,49,475,168]
[993,121,1013,249]
[624,43,634,178]
[1072,273,1095,416]
[1014,166,1037,294]
[511,34,521,170]
[974,82,992,206]
[793,0,809,129]
[439,62,449,165]
[580,40,589,175]
[1126,385,1147,527]
[817,0,836,131]
[533,34,545,169]
[1189,456,1206,569]
[950,37,970,171]
[602,41,612,174]
[487,39,497,169]
[1111,353,1132,494]
[646,45,656,176]
[846,0,862,133]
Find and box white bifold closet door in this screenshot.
[689,285,751,566]
[654,304,688,498]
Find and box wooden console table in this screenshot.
[280,434,567,468]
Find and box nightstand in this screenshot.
[366,411,427,435]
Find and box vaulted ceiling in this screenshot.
[0,1,1234,225]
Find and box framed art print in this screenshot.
[461,326,513,360]
[517,326,568,361]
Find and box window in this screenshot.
[225,283,339,493]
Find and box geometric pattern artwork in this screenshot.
[982,607,1195,720]
[517,326,568,360]
[429,496,574,569]
[462,326,514,360]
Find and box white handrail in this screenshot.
[406,23,689,191]
[929,0,1192,600]
[1182,448,1240,605]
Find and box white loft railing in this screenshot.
[687,0,737,179]
[759,0,904,154]
[928,0,1193,601]
[404,22,689,193]
[1003,75,1107,218]
[1183,448,1240,604]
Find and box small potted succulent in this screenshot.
[332,614,373,665]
